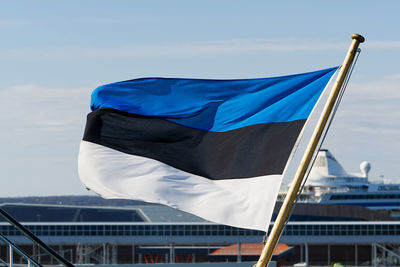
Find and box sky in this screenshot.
[0,1,399,197]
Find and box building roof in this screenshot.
[0,203,147,222]
[210,243,293,257]
[135,205,205,223]
[0,198,395,223]
[273,202,395,221]
[0,202,206,223]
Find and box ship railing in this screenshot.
[0,208,74,267]
[374,243,400,267]
[0,233,42,267]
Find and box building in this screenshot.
[0,201,399,266]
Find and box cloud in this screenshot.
[387,73,400,79]
[1,39,400,62]
[366,41,400,49]
[0,40,339,61]
[0,85,92,134]
[333,79,400,133]
[320,77,400,179]
[0,39,378,61]
[2,77,398,140]
[1,78,399,194]
[279,76,400,184]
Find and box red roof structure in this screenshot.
[210,243,292,256]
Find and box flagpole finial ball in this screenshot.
[352,33,365,43]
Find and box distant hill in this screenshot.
[0,195,156,207]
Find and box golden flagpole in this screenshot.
[255,33,365,267]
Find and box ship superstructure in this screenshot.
[279,149,400,217]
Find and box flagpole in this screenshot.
[255,33,365,267]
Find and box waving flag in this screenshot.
[78,67,337,231]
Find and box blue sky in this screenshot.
[1,1,399,196]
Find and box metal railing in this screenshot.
[0,234,42,267]
[0,208,74,267]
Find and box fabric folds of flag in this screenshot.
[78,67,338,231]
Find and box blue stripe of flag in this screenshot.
[90,67,338,132]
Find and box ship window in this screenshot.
[223,226,230,236]
[307,226,313,235]
[375,225,382,235]
[368,225,375,235]
[231,228,238,236]
[178,225,185,235]
[133,225,139,235]
[183,225,190,235]
[320,227,327,236]
[285,225,292,235]
[378,185,400,191]
[151,225,157,235]
[360,225,368,235]
[192,227,198,236]
[327,225,333,235]
[330,195,350,200]
[341,225,347,235]
[333,225,340,235]
[284,227,291,236]
[389,225,395,235]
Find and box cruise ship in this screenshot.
[279,149,400,217]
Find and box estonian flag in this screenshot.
[78,67,337,231]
